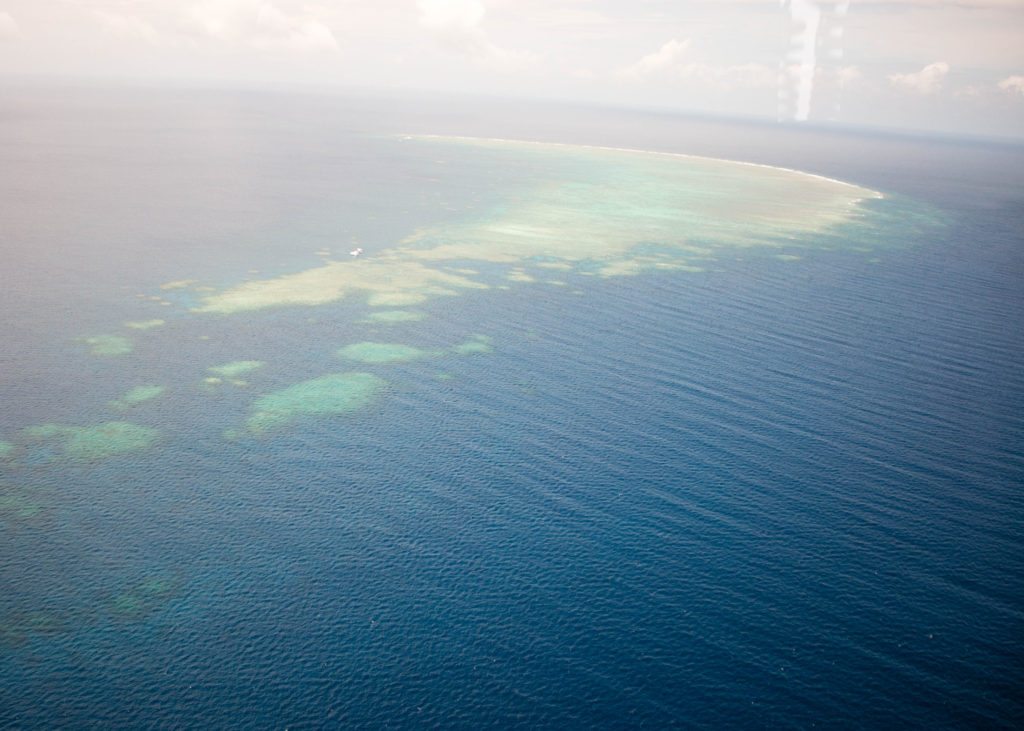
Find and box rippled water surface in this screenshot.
[1,89,1022,728]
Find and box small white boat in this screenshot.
[350,247,364,257]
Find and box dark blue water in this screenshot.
[1,89,1022,728]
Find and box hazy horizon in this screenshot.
[1,0,1022,140]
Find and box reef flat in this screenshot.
[195,259,487,315]
[397,137,880,265]
[192,137,880,318]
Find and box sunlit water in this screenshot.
[1,89,1022,728]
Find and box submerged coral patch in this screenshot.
[0,487,44,523]
[124,319,165,330]
[24,422,159,460]
[208,361,264,379]
[362,310,427,324]
[108,574,181,620]
[244,372,386,435]
[81,335,133,356]
[0,611,67,647]
[506,269,536,283]
[337,342,435,364]
[110,385,166,409]
[451,334,494,355]
[160,279,197,291]
[367,292,428,307]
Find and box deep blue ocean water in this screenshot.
[1,89,1022,728]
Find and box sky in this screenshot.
[1,0,1022,139]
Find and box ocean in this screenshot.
[1,87,1022,728]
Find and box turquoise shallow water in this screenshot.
[1,90,1022,728]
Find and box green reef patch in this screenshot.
[81,334,133,356]
[506,269,536,283]
[24,422,159,461]
[0,611,67,648]
[160,279,197,291]
[337,342,436,364]
[0,486,44,524]
[108,574,181,621]
[242,372,386,435]
[110,385,166,409]
[336,335,495,365]
[451,334,494,355]
[367,292,428,307]
[361,309,427,324]
[124,319,165,330]
[0,441,15,461]
[595,256,704,279]
[208,360,264,378]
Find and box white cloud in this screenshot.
[416,0,534,70]
[679,62,776,90]
[526,6,612,28]
[837,65,863,85]
[254,4,338,51]
[0,11,20,40]
[888,61,950,94]
[95,11,159,44]
[859,1,1024,7]
[644,0,1021,7]
[616,39,774,90]
[183,0,338,52]
[615,39,690,81]
[0,0,1021,139]
[997,75,1024,96]
[417,0,485,35]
